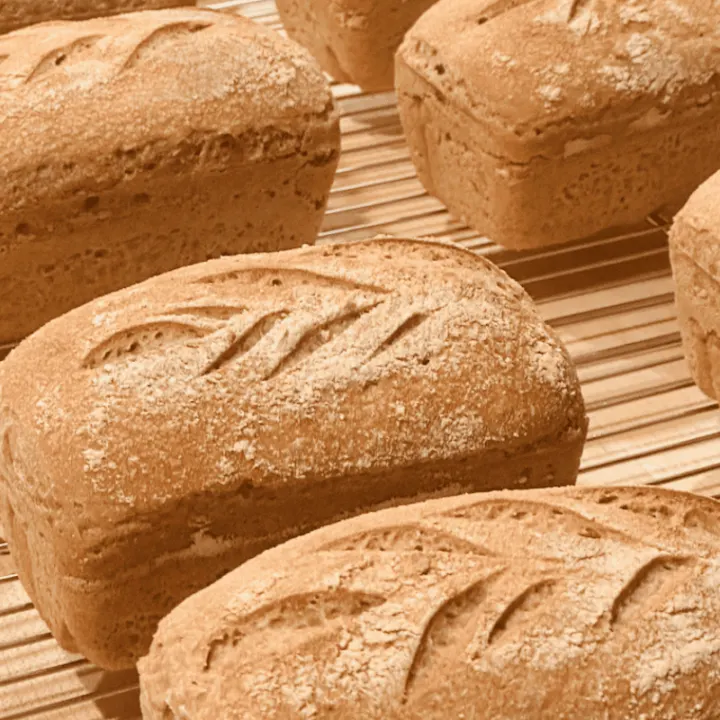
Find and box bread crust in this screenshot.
[396,0,720,248]
[276,0,437,91]
[0,0,193,34]
[669,169,720,400]
[0,237,586,668]
[0,8,340,343]
[138,485,720,720]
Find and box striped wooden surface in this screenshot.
[1,1,719,718]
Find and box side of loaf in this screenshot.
[138,486,720,720]
[669,170,720,400]
[276,0,437,91]
[0,0,192,35]
[396,0,720,249]
[0,237,586,669]
[0,9,339,344]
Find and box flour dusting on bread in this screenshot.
[138,487,720,719]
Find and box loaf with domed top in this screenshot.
[0,7,339,344]
[0,237,586,668]
[396,0,720,249]
[139,485,720,719]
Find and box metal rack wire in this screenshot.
[1,1,719,717]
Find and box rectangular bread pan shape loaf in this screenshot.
[0,8,339,345]
[3,3,719,716]
[669,169,720,401]
[396,0,720,249]
[0,237,586,670]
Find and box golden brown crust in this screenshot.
[0,237,586,667]
[276,0,437,91]
[1,237,584,521]
[669,170,720,400]
[396,0,720,248]
[0,8,340,342]
[0,8,335,214]
[0,0,193,34]
[138,486,720,720]
[670,170,720,278]
[398,0,720,162]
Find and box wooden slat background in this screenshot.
[1,1,719,717]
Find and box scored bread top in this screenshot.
[138,486,720,720]
[670,169,720,277]
[0,8,335,215]
[397,0,720,162]
[0,238,584,525]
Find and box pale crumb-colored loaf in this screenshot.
[396,0,720,249]
[139,486,720,720]
[0,0,193,34]
[275,0,437,91]
[669,169,720,400]
[0,8,339,343]
[0,237,586,669]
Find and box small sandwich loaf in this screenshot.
[0,0,193,35]
[0,237,586,669]
[669,170,720,401]
[396,0,720,249]
[0,8,339,344]
[276,0,438,91]
[139,486,720,720]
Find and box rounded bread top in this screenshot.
[0,8,335,212]
[398,0,720,162]
[138,485,720,719]
[0,238,584,523]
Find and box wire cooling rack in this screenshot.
[1,1,719,718]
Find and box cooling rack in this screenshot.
[1,1,719,717]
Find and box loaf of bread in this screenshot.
[669,170,720,400]
[0,237,586,669]
[0,0,192,34]
[0,8,339,345]
[396,0,720,250]
[138,485,720,720]
[276,0,438,91]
